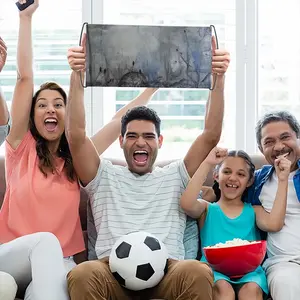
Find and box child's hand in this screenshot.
[274,154,291,181]
[204,147,228,166]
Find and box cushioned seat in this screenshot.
[0,154,271,299]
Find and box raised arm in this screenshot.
[66,39,158,185]
[181,147,227,218]
[7,1,39,149]
[66,40,100,186]
[254,155,290,232]
[201,186,217,203]
[184,37,230,177]
[91,88,158,155]
[0,38,9,126]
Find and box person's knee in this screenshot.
[26,231,61,249]
[37,232,60,246]
[268,267,300,292]
[33,232,63,255]
[67,262,92,284]
[214,280,235,297]
[172,260,213,283]
[238,282,262,299]
[267,264,300,289]
[67,261,105,291]
[0,272,18,300]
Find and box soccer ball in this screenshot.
[109,231,169,291]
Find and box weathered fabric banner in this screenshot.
[82,23,216,89]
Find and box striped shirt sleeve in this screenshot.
[177,159,190,188]
[80,158,111,199]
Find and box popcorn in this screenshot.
[205,238,256,248]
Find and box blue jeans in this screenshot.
[183,217,199,259]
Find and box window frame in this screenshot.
[86,0,259,155]
[234,0,258,153]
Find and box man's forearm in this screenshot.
[268,179,288,231]
[204,75,225,140]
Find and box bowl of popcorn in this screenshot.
[203,238,267,278]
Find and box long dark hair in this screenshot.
[212,150,255,201]
[29,82,75,182]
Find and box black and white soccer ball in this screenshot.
[109,231,168,291]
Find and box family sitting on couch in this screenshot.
[0,1,299,300]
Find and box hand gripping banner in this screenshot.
[80,23,218,90]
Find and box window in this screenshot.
[3,1,297,159]
[257,0,300,132]
[96,0,237,160]
[0,0,89,153]
[0,0,84,103]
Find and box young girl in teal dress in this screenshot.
[181,147,290,300]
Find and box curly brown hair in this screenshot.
[29,82,75,182]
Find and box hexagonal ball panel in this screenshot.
[144,236,161,251]
[112,272,126,286]
[115,241,132,259]
[136,263,155,281]
[164,260,168,275]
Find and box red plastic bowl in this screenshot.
[203,240,267,278]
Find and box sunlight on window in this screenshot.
[258,0,300,121]
[101,0,236,161]
[0,0,82,155]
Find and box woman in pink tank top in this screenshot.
[0,1,84,298]
[0,2,158,298]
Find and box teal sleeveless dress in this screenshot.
[200,202,268,295]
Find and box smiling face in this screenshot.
[260,121,299,171]
[216,156,253,201]
[33,89,66,144]
[119,119,163,175]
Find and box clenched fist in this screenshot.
[274,153,292,181]
[204,147,228,166]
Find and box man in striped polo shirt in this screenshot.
[66,37,230,300]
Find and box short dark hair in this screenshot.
[256,111,300,148]
[121,106,161,137]
[212,150,255,201]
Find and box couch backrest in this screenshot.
[0,153,269,231]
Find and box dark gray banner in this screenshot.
[84,24,213,89]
